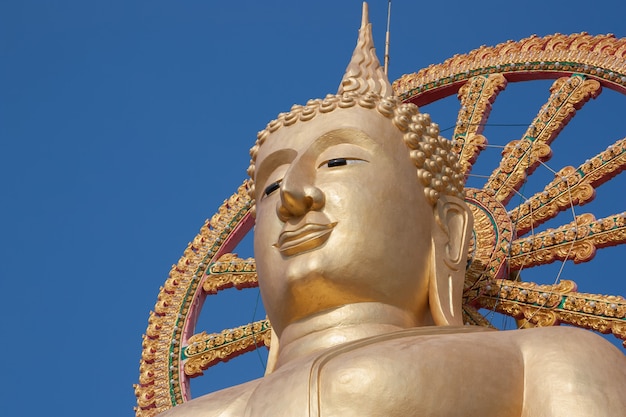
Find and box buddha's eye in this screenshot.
[327,158,348,167]
[319,158,366,168]
[263,181,281,197]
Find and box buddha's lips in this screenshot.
[274,222,337,256]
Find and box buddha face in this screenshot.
[253,106,438,335]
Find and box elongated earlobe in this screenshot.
[429,195,473,326]
[264,327,280,375]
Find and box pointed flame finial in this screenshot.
[337,2,393,97]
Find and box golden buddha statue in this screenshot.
[160,4,626,416]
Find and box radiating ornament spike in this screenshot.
[484,75,601,204]
[183,320,271,378]
[453,74,507,177]
[509,212,626,269]
[477,278,626,346]
[509,137,626,235]
[202,253,258,294]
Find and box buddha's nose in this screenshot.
[277,167,325,221]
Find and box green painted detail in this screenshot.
[398,61,626,102]
[180,320,272,361]
[514,215,626,256]
[465,194,511,274]
[167,200,253,406]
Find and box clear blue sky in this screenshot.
[1,1,625,416]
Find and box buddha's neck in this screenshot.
[275,302,427,368]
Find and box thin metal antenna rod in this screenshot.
[384,0,392,75]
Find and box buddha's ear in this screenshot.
[264,326,280,375]
[429,194,473,326]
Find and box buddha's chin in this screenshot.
[282,268,372,309]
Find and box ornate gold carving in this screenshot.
[394,33,626,104]
[183,320,271,377]
[510,166,590,235]
[510,212,626,269]
[463,188,513,301]
[478,279,626,346]
[478,279,577,326]
[135,182,253,416]
[562,291,626,320]
[485,75,601,204]
[453,74,507,176]
[510,137,626,234]
[580,136,626,185]
[202,253,257,294]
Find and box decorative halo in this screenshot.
[136,33,626,416]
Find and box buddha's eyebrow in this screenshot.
[255,129,377,193]
[255,148,297,192]
[307,128,378,155]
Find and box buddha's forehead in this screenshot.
[256,106,402,163]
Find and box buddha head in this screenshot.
[248,3,472,338]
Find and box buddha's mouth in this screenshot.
[274,222,337,257]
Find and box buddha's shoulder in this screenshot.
[511,326,626,412]
[460,325,624,358]
[157,378,261,417]
[431,324,621,350]
[506,325,621,352]
[375,325,624,364]
[509,325,626,363]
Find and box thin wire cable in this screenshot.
[442,123,530,133]
[383,0,391,75]
[514,160,579,328]
[461,131,585,330]
[466,173,492,179]
[251,286,267,371]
